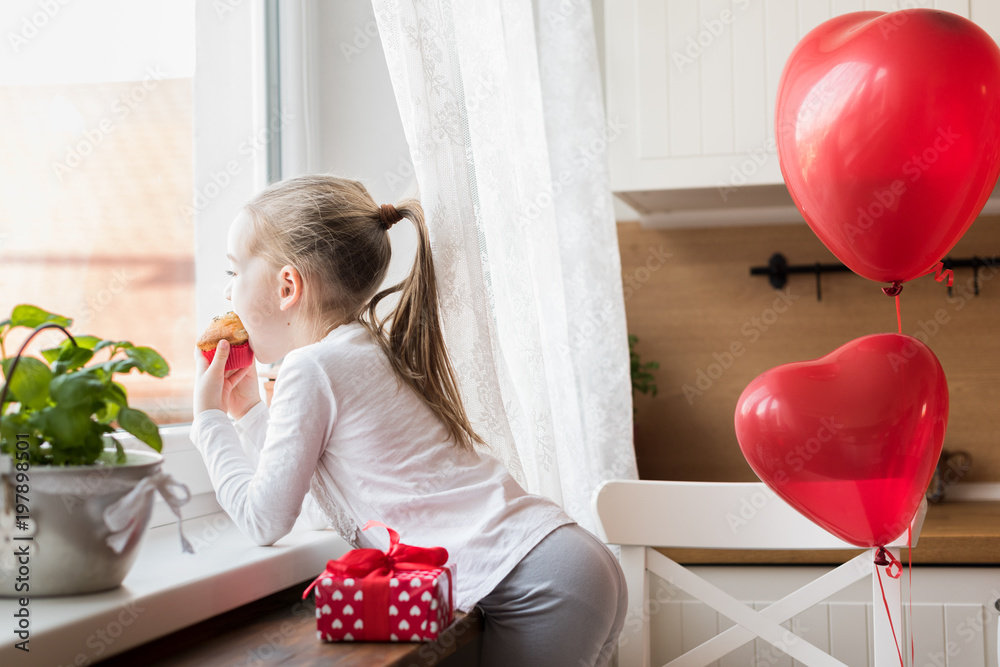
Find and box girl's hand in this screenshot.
[193,340,261,418]
[227,355,261,419]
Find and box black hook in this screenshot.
[767,253,788,289]
[751,254,1000,299]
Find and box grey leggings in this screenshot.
[475,523,628,667]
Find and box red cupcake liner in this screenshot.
[202,341,254,371]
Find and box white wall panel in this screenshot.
[667,0,703,156]
[683,601,722,666]
[731,0,767,153]
[699,0,735,156]
[828,602,871,667]
[910,603,947,667]
[637,0,671,159]
[944,604,987,667]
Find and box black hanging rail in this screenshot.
[750,253,1000,301]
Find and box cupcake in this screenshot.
[197,311,254,370]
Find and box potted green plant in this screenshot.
[629,334,659,410]
[0,304,190,597]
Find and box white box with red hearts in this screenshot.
[312,568,453,642]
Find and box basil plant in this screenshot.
[0,304,169,466]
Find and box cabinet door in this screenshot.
[606,0,973,196]
[971,0,1000,43]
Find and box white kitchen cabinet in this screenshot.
[603,0,1000,226]
[647,565,999,666]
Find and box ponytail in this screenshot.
[243,174,481,449]
[361,201,485,451]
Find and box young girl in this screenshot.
[192,174,626,666]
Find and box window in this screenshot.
[0,0,195,423]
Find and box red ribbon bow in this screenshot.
[303,521,453,641]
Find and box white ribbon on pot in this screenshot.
[103,471,193,554]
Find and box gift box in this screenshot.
[303,520,454,643]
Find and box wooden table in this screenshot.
[658,500,1000,564]
[101,581,483,667]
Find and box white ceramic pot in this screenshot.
[0,448,164,597]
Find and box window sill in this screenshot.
[1,423,349,665]
[0,511,349,665]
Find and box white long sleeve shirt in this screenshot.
[190,321,575,612]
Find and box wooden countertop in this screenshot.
[659,501,1000,565]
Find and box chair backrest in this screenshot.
[593,479,919,550]
[592,480,925,667]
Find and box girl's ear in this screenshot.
[276,264,304,311]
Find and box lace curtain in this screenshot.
[371,0,637,532]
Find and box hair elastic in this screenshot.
[379,204,403,230]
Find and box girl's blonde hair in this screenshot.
[243,174,484,450]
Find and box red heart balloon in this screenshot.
[776,10,1000,285]
[735,334,948,547]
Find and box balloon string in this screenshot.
[895,294,902,334]
[908,526,914,667]
[875,558,905,667]
[933,261,954,287]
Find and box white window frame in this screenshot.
[140,0,271,523]
[0,6,347,664]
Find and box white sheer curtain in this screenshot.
[371,0,637,531]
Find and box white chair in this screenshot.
[592,480,926,667]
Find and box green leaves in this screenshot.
[629,334,659,399]
[9,304,73,330]
[0,304,169,465]
[125,346,169,378]
[2,357,53,410]
[117,407,162,452]
[50,372,106,407]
